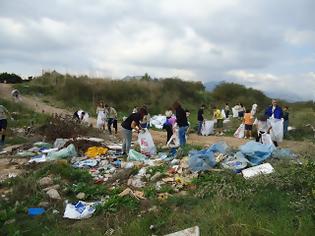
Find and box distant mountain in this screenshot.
[203,81,223,91]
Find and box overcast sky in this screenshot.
[1,0,315,101]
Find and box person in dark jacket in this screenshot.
[173,101,189,147]
[121,107,148,155]
[283,106,289,137]
[265,99,283,119]
[197,105,205,135]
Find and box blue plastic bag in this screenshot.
[239,141,276,165]
[28,208,45,216]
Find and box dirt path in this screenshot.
[1,83,314,152]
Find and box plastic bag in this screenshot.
[150,115,167,129]
[269,118,283,143]
[221,152,248,171]
[63,201,99,220]
[47,144,77,160]
[201,120,214,136]
[239,141,276,165]
[242,163,274,179]
[261,133,274,146]
[234,124,245,139]
[138,129,156,156]
[128,149,148,162]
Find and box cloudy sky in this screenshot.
[1,0,315,101]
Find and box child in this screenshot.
[213,106,224,135]
[243,108,254,139]
[253,114,271,143]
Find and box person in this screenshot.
[253,114,271,143]
[265,99,283,147]
[238,103,245,118]
[197,105,205,135]
[105,104,118,134]
[173,101,189,147]
[11,89,21,102]
[265,99,283,120]
[163,109,176,143]
[213,106,224,135]
[224,103,231,118]
[121,107,148,155]
[73,110,86,123]
[96,101,106,130]
[0,105,10,150]
[243,108,254,139]
[283,106,289,137]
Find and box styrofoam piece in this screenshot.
[242,163,274,179]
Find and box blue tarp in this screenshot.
[239,141,276,165]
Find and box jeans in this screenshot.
[283,120,289,136]
[122,128,132,154]
[197,121,203,135]
[178,126,188,147]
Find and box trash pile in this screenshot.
[6,128,297,220]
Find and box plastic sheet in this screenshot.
[239,141,276,165]
[63,201,99,220]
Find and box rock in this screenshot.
[46,189,61,200]
[38,177,53,187]
[43,184,60,192]
[150,172,162,182]
[76,192,86,200]
[38,201,50,208]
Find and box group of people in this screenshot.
[95,101,118,134]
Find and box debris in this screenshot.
[239,141,276,165]
[128,149,148,162]
[118,188,146,200]
[33,142,52,149]
[221,152,248,172]
[242,163,274,179]
[165,226,200,236]
[47,144,77,160]
[38,177,53,187]
[28,208,45,216]
[151,172,163,182]
[85,146,108,158]
[138,129,157,156]
[63,201,99,220]
[128,176,146,188]
[73,159,98,168]
[46,189,61,200]
[53,138,69,149]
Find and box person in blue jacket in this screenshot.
[265,99,283,119]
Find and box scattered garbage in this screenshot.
[63,201,100,220]
[118,188,146,200]
[221,152,248,172]
[28,208,46,216]
[47,144,77,160]
[165,226,200,236]
[128,149,148,162]
[242,163,274,179]
[85,146,108,158]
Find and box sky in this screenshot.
[1,0,315,101]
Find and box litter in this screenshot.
[17,151,36,157]
[269,118,284,143]
[128,149,148,162]
[63,201,100,220]
[150,115,167,129]
[138,129,156,156]
[28,154,47,163]
[33,142,52,149]
[28,208,45,216]
[85,146,108,158]
[165,226,200,236]
[272,148,297,159]
[239,141,276,165]
[118,188,146,200]
[53,138,69,149]
[41,148,59,154]
[242,163,274,179]
[47,144,77,160]
[221,152,248,172]
[234,124,245,139]
[73,159,98,168]
[201,120,214,136]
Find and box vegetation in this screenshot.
[0,72,23,84]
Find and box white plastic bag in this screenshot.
[96,110,106,128]
[234,124,245,139]
[63,201,99,220]
[269,119,283,143]
[167,127,180,148]
[261,133,274,146]
[201,120,214,136]
[242,163,274,179]
[232,107,239,118]
[138,129,156,156]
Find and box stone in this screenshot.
[46,189,61,200]
[43,184,60,192]
[38,177,53,187]
[76,192,86,200]
[38,201,50,208]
